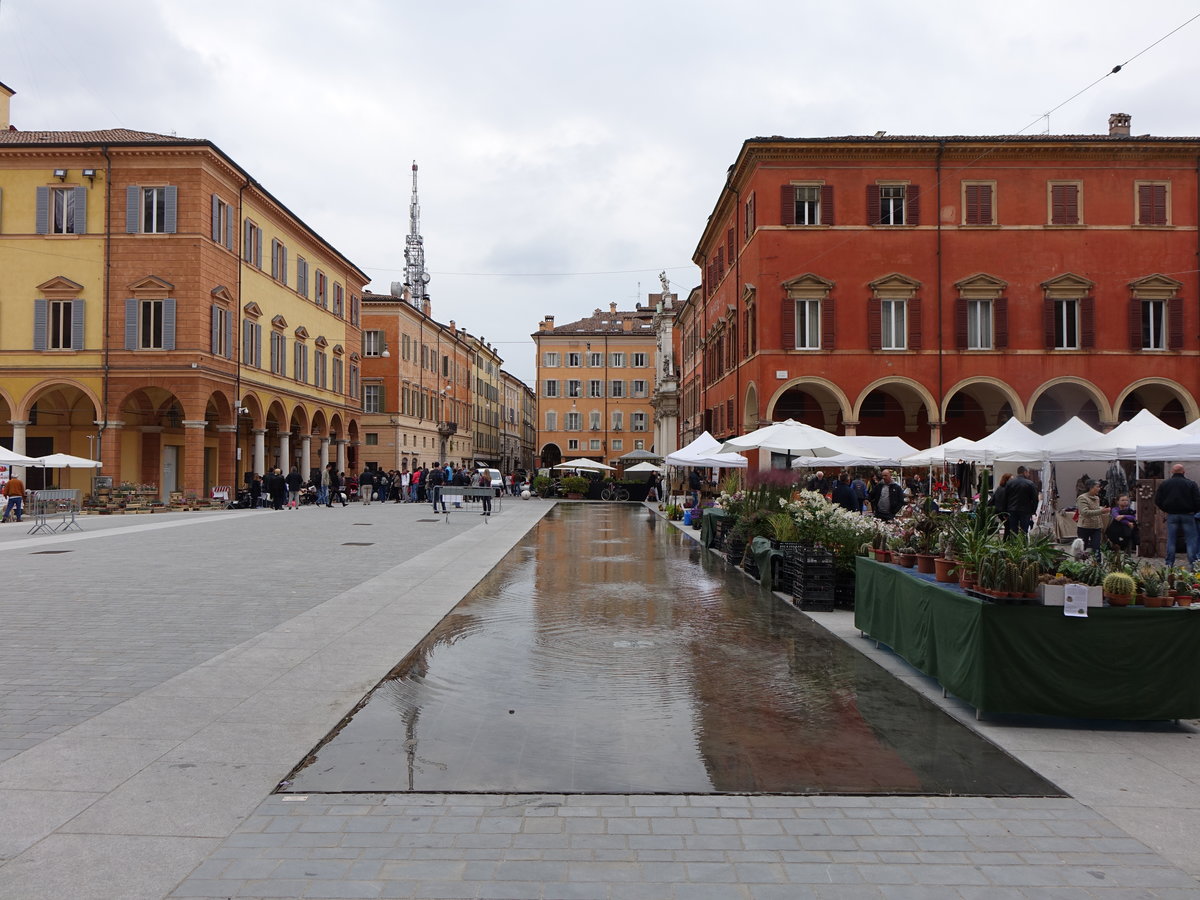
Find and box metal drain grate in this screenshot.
[31,550,73,554]
[353,523,372,526]
[341,542,375,546]
[417,519,441,523]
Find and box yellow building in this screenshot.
[0,82,365,501]
[532,302,659,468]
[464,333,504,466]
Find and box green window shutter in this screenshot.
[72,299,85,349]
[163,185,177,233]
[163,298,177,351]
[124,299,138,349]
[126,185,141,232]
[33,298,48,350]
[72,187,88,233]
[35,186,49,233]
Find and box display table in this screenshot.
[854,557,1200,720]
[700,508,727,549]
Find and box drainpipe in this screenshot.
[235,176,249,484]
[936,141,945,441]
[98,146,112,464]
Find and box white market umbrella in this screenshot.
[617,448,663,461]
[664,432,747,468]
[559,458,616,471]
[719,419,866,457]
[0,446,40,465]
[625,461,664,473]
[31,453,102,468]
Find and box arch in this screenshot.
[1028,376,1112,432]
[940,376,1024,424]
[766,376,851,431]
[16,378,102,420]
[940,377,1024,439]
[203,389,236,428]
[328,412,345,441]
[743,382,760,433]
[1114,377,1199,426]
[288,403,311,435]
[851,377,937,444]
[539,442,563,469]
[311,408,329,437]
[239,391,266,429]
[851,376,938,424]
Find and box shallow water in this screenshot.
[285,504,1061,796]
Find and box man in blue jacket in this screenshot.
[1154,464,1200,566]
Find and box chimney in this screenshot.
[448,319,456,334]
[422,297,431,317]
[622,318,633,332]
[609,302,618,315]
[0,81,13,131]
[1108,113,1131,136]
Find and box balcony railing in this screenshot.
[437,421,458,435]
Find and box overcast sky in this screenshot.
[2,1,1198,385]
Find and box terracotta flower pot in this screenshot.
[1104,591,1132,607]
[915,553,936,574]
[896,553,916,568]
[1178,595,1194,607]
[933,557,958,582]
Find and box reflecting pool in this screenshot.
[285,504,1061,796]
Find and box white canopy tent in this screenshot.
[664,431,747,468]
[900,435,979,467]
[624,461,665,473]
[1081,409,1183,460]
[993,417,1107,463]
[956,418,1044,464]
[559,458,616,471]
[719,419,874,458]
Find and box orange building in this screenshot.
[685,114,1200,459]
[0,83,365,500]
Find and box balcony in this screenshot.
[437,421,458,436]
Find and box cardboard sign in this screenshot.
[1063,584,1090,617]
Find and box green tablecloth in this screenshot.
[700,508,727,549]
[854,557,1200,720]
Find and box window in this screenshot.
[878,185,906,225]
[543,351,560,366]
[794,299,821,350]
[1142,301,1166,350]
[1137,182,1169,226]
[631,412,647,432]
[1049,182,1080,225]
[293,342,309,383]
[634,440,645,450]
[333,283,344,317]
[270,240,288,285]
[350,294,360,326]
[610,352,624,367]
[123,298,175,350]
[243,219,263,267]
[1053,300,1079,349]
[34,298,84,351]
[632,352,647,367]
[567,352,581,367]
[967,300,993,350]
[588,380,604,398]
[270,331,287,375]
[315,271,328,308]
[880,300,907,350]
[363,383,383,413]
[545,410,557,431]
[567,439,579,451]
[332,357,343,393]
[314,349,327,388]
[349,361,360,398]
[744,192,756,238]
[211,195,234,248]
[365,433,379,446]
[296,257,309,298]
[610,380,625,398]
[589,411,601,430]
[631,380,647,397]
[363,330,385,357]
[795,185,820,225]
[612,439,623,450]
[141,187,174,233]
[211,305,232,359]
[565,412,581,431]
[242,320,262,368]
[543,380,559,398]
[588,352,603,367]
[589,439,601,450]
[38,186,87,235]
[611,411,623,431]
[567,380,582,398]
[963,183,995,225]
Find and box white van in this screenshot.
[476,468,503,496]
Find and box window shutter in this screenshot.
[780,185,795,225]
[33,298,48,351]
[1128,299,1143,350]
[715,246,724,278]
[281,246,288,287]
[1138,184,1166,226]
[979,184,993,224]
[163,185,177,233]
[72,299,85,350]
[954,298,969,349]
[821,296,835,350]
[726,398,734,431]
[866,185,880,226]
[73,187,88,234]
[1043,299,1056,348]
[211,194,220,241]
[1169,297,1184,350]
[126,185,140,232]
[868,297,882,350]
[965,185,979,224]
[820,184,834,226]
[1081,296,1095,349]
[726,227,735,264]
[994,296,1008,349]
[254,232,262,270]
[907,185,920,226]
[35,186,49,234]
[163,297,177,351]
[255,325,263,367]
[1051,184,1078,225]
[124,298,138,349]
[211,306,220,354]
[224,211,233,250]
[908,296,922,350]
[781,297,795,349]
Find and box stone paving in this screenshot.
[0,501,1197,899]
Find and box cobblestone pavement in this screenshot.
[0,503,1197,900]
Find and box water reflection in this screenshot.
[285,504,1060,796]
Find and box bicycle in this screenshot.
[600,481,630,502]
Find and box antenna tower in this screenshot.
[403,161,429,309]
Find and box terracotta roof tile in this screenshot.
[0,128,203,145]
[548,308,656,334]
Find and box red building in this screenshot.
[683,114,1200,457]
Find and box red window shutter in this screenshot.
[821,295,836,350]
[820,185,835,226]
[1044,298,1056,348]
[1169,297,1184,350]
[1139,184,1167,225]
[745,193,756,238]
[867,185,880,226]
[780,185,795,225]
[781,297,796,349]
[908,296,922,350]
[716,247,725,279]
[868,297,882,350]
[1081,296,1096,349]
[994,296,1009,349]
[979,184,993,224]
[1129,298,1143,350]
[954,298,969,349]
[965,185,980,224]
[965,184,993,225]
[1051,184,1079,225]
[741,312,748,357]
[726,227,735,264]
[727,398,734,430]
[907,185,920,226]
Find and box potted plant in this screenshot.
[1102,571,1136,606]
[1138,568,1167,608]
[560,475,590,499]
[895,546,917,568]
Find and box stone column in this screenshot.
[929,421,944,446]
[319,436,330,469]
[278,432,291,474]
[216,425,237,490]
[8,420,28,478]
[96,419,123,485]
[182,420,208,499]
[252,429,266,477]
[842,420,859,437]
[140,426,163,488]
[334,439,346,474]
[301,434,312,475]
